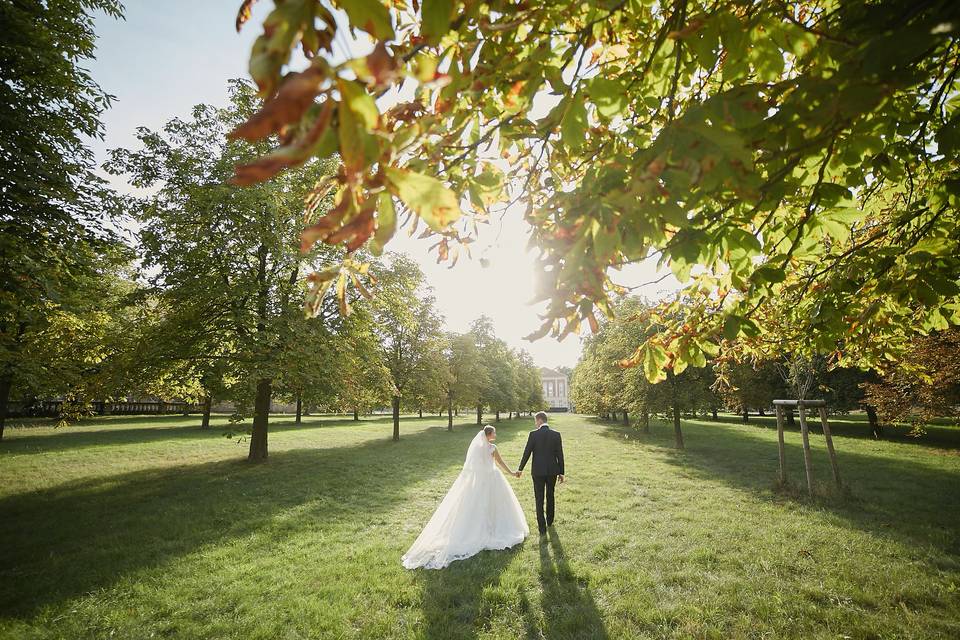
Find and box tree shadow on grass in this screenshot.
[595,418,960,560]
[0,424,487,620]
[704,412,960,451]
[0,413,475,456]
[418,546,521,640]
[533,529,610,640]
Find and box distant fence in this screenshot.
[8,400,201,418]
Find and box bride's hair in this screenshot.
[483,425,495,436]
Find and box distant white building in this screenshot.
[540,367,571,411]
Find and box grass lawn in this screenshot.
[1,411,959,639]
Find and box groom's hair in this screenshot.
[535,411,548,423]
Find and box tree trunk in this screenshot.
[495,410,500,422]
[248,239,274,462]
[353,408,359,421]
[742,409,749,423]
[455,408,459,416]
[711,408,718,421]
[787,409,796,428]
[295,392,303,425]
[673,402,684,449]
[0,372,11,441]
[392,395,401,441]
[642,409,650,434]
[248,378,272,462]
[866,404,882,439]
[476,405,482,426]
[418,407,423,418]
[200,395,212,429]
[622,410,629,425]
[447,394,454,432]
[758,407,765,416]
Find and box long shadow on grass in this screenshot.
[419,546,520,640]
[0,422,515,620]
[534,529,609,640]
[0,414,469,456]
[596,418,960,560]
[706,412,960,451]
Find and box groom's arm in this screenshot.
[518,433,533,471]
[556,433,564,476]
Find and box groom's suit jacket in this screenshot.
[518,424,564,477]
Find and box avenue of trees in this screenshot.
[0,3,544,457]
[572,297,959,447]
[3,3,958,452]
[229,0,960,419]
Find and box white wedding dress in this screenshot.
[402,430,529,569]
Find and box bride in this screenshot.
[402,425,529,569]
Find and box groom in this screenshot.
[517,411,565,535]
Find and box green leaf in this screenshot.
[740,318,761,338]
[589,77,628,119]
[384,166,462,231]
[816,183,852,206]
[643,343,669,383]
[469,163,505,206]
[421,0,455,44]
[723,315,741,341]
[340,0,394,40]
[725,228,761,254]
[338,79,379,131]
[561,92,588,152]
[413,52,438,83]
[750,264,786,285]
[371,192,396,256]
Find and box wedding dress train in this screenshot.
[401,430,529,569]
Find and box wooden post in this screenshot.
[775,405,786,485]
[797,403,815,496]
[818,407,842,486]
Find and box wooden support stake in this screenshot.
[775,405,786,485]
[797,405,815,496]
[818,407,842,486]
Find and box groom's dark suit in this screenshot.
[518,423,564,534]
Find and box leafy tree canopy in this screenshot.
[232,0,960,382]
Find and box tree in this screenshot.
[0,0,125,437]
[513,349,546,417]
[105,81,340,461]
[332,311,391,421]
[231,0,960,388]
[572,295,718,447]
[3,248,142,428]
[862,330,960,434]
[469,316,515,425]
[719,360,784,423]
[370,255,445,441]
[439,332,486,431]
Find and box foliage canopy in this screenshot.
[233,0,960,381]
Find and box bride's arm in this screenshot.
[492,448,515,476]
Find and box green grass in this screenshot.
[1,411,958,639]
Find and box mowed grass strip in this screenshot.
[1,412,958,639]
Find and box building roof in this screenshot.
[539,367,566,379]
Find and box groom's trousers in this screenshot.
[532,475,557,533]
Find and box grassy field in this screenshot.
[1,411,958,639]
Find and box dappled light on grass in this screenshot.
[2,413,958,638]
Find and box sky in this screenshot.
[88,2,680,370]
